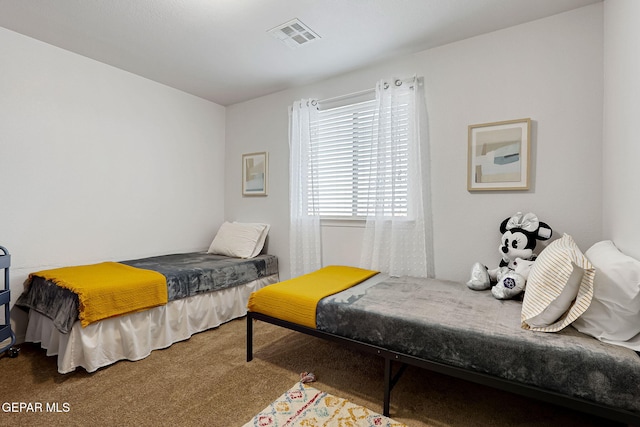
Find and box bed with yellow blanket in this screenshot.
[246,266,640,425]
[27,262,168,328]
[18,252,279,373]
[247,265,378,328]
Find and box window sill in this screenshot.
[320,218,365,228]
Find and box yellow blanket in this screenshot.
[247,265,378,328]
[30,262,167,327]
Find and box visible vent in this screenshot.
[268,18,320,49]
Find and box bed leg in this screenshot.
[383,357,391,417]
[246,313,253,362]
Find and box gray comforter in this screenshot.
[316,275,640,414]
[17,253,278,334]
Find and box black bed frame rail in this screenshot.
[247,311,640,425]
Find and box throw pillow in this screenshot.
[521,233,595,332]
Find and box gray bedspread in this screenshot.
[316,275,640,414]
[121,252,278,300]
[16,253,278,334]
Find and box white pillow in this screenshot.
[521,234,595,332]
[207,222,270,258]
[572,240,640,351]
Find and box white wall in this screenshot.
[225,4,604,282]
[602,0,640,260]
[0,27,226,340]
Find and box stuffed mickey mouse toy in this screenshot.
[467,212,552,299]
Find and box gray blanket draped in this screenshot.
[316,275,640,414]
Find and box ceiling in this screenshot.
[0,0,600,106]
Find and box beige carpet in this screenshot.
[0,317,621,426]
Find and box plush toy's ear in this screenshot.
[499,217,511,234]
[536,221,553,240]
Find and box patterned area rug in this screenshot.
[243,382,406,427]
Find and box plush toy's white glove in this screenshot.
[467,262,491,290]
[491,271,526,299]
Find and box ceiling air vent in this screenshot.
[268,18,320,49]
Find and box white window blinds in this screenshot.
[310,98,410,218]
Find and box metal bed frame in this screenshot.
[247,311,640,425]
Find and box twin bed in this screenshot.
[17,252,279,374]
[16,221,278,374]
[247,265,640,425]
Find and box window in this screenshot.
[289,77,431,278]
[309,97,410,219]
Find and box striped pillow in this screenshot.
[521,233,595,332]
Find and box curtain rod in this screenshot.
[316,76,419,105]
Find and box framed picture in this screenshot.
[242,152,268,196]
[467,118,531,191]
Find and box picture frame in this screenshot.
[242,152,268,196]
[467,118,531,191]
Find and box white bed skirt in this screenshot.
[24,274,279,374]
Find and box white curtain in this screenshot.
[359,77,435,278]
[289,99,322,278]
